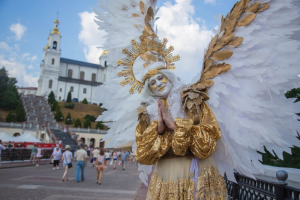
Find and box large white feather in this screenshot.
[206,0,300,181]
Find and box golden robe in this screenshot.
[135,102,228,200]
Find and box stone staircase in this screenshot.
[51,129,78,149]
[20,94,58,128]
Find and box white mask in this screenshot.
[148,73,172,98]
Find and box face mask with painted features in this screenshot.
[148,73,173,98]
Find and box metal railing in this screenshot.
[1,149,53,161]
[225,171,300,200]
[68,127,107,134]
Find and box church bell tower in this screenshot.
[37,18,62,96]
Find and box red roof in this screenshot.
[18,87,38,90]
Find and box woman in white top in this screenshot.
[112,150,118,170]
[36,145,43,167]
[104,150,111,166]
[61,145,73,182]
[95,148,107,185]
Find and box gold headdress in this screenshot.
[116,2,180,94]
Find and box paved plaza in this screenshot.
[0,161,145,200]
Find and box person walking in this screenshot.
[112,150,118,170]
[0,140,7,175]
[95,148,107,185]
[29,143,37,163]
[121,150,128,170]
[75,144,88,182]
[92,147,100,167]
[128,151,134,165]
[36,144,43,167]
[51,146,62,170]
[61,145,73,182]
[105,150,111,166]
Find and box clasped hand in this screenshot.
[157,100,176,134]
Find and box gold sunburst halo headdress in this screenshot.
[117,35,180,94]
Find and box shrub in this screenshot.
[83,118,91,128]
[66,90,72,102]
[96,121,104,129]
[82,98,88,104]
[48,91,55,104]
[6,110,16,122]
[64,103,74,109]
[65,112,72,125]
[51,100,58,111]
[99,103,103,107]
[54,105,64,122]
[74,118,82,128]
[15,103,26,122]
[84,114,96,122]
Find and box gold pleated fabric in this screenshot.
[147,157,194,200]
[146,157,228,200]
[135,121,172,165]
[196,166,228,200]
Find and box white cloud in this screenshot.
[31,55,37,61]
[156,0,215,83]
[204,0,216,4]
[27,64,33,69]
[0,42,11,52]
[9,23,27,41]
[0,43,38,87]
[22,53,30,58]
[78,11,107,63]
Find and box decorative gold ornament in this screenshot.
[117,36,180,94]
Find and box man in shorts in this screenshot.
[30,144,37,163]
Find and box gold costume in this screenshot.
[135,101,228,200]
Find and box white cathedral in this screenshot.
[37,19,116,103]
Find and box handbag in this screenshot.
[64,153,72,168]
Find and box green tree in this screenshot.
[83,118,91,128]
[285,88,300,103]
[82,98,88,104]
[54,104,64,122]
[6,110,16,122]
[95,121,104,129]
[66,90,72,102]
[0,68,20,110]
[51,100,58,111]
[65,112,72,125]
[48,91,55,104]
[74,118,82,128]
[15,103,26,122]
[99,103,103,107]
[84,114,96,122]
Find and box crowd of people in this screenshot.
[28,141,136,185]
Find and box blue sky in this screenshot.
[0,0,237,87]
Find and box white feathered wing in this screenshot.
[190,0,300,182]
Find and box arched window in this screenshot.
[53,41,57,50]
[91,73,96,82]
[80,71,85,80]
[83,88,87,94]
[49,80,53,89]
[70,86,74,92]
[104,61,107,67]
[13,133,20,137]
[68,69,73,78]
[52,58,55,65]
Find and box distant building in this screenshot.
[17,87,38,95]
[37,19,116,102]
